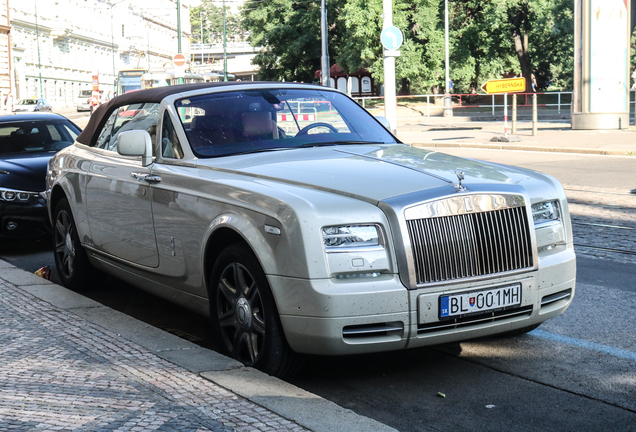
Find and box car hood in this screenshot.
[0,153,52,191]
[13,106,36,112]
[197,144,555,203]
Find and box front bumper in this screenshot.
[273,246,576,356]
[0,198,50,238]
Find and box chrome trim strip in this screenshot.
[541,290,571,306]
[404,194,526,221]
[418,306,533,333]
[343,324,404,336]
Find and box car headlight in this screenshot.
[0,188,40,202]
[531,200,560,225]
[322,224,382,251]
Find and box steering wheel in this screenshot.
[296,122,339,136]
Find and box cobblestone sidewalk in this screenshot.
[0,280,307,432]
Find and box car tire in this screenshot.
[53,198,92,290]
[209,243,302,378]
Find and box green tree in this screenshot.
[190,1,246,44]
[337,0,447,94]
[240,0,574,92]
[242,0,346,82]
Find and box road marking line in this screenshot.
[531,329,636,362]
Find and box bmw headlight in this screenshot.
[0,188,39,203]
[531,200,560,225]
[322,224,382,251]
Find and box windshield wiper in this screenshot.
[297,141,372,148]
[225,146,297,156]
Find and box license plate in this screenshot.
[439,283,522,319]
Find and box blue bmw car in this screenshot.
[0,113,81,238]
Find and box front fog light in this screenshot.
[532,200,560,225]
[322,225,381,250]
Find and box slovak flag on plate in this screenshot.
[469,297,476,307]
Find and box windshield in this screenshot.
[0,120,81,155]
[175,88,397,158]
[18,99,38,105]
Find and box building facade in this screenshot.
[1,0,11,107]
[7,0,191,108]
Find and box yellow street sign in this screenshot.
[481,77,526,94]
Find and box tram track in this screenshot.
[564,187,636,197]
[574,244,636,256]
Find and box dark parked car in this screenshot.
[0,113,81,237]
[13,98,53,113]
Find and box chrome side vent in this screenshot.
[541,289,572,307]
[342,322,404,340]
[407,205,534,285]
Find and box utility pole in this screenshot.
[223,0,227,81]
[177,0,183,84]
[382,0,400,134]
[443,0,452,117]
[34,0,43,98]
[320,0,329,86]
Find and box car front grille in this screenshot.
[406,196,534,285]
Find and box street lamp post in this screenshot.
[34,0,43,98]
[223,0,227,81]
[110,0,127,94]
[443,0,453,117]
[177,0,183,84]
[200,11,203,44]
[320,0,329,86]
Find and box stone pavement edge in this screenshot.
[0,259,397,432]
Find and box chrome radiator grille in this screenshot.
[407,205,533,285]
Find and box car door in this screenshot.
[85,102,160,267]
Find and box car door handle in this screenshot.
[131,172,162,184]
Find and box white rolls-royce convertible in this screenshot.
[46,82,576,377]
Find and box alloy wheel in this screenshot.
[54,209,76,280]
[216,262,266,365]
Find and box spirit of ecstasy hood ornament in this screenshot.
[454,171,467,192]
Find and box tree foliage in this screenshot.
[241,0,348,82]
[239,0,575,92]
[190,1,246,44]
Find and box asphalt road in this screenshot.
[1,148,634,431]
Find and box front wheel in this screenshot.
[209,243,301,377]
[53,198,92,290]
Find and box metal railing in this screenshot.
[353,92,574,117]
[354,90,636,117]
[190,42,253,51]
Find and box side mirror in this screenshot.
[375,115,391,130]
[117,130,153,167]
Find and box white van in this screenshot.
[75,90,92,112]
